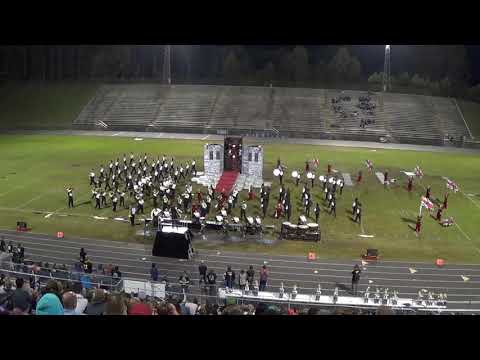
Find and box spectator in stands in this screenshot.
[79,248,87,263]
[259,265,268,292]
[351,264,361,296]
[0,278,14,310]
[36,292,64,315]
[72,282,88,314]
[182,297,199,315]
[246,265,255,286]
[63,291,82,315]
[80,273,93,291]
[0,237,5,252]
[111,266,122,280]
[85,289,107,315]
[104,294,127,315]
[224,266,235,289]
[13,278,32,313]
[155,302,179,315]
[178,271,191,292]
[239,269,247,290]
[206,269,217,297]
[0,274,5,288]
[150,263,159,282]
[128,291,152,315]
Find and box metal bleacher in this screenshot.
[74,84,471,145]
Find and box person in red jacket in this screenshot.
[128,292,152,315]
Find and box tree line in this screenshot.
[0,45,478,101]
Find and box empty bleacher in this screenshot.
[74,84,470,145]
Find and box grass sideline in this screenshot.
[1,134,480,263]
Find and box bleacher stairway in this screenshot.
[73,84,471,145]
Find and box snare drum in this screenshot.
[298,225,309,234]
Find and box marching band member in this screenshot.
[327,163,332,175]
[112,194,118,212]
[100,165,105,179]
[329,199,336,217]
[115,158,119,172]
[305,197,311,218]
[89,169,95,185]
[305,161,310,172]
[101,191,107,207]
[109,160,114,176]
[240,201,247,222]
[129,205,136,226]
[151,207,161,227]
[95,191,101,209]
[314,203,321,223]
[443,193,449,210]
[354,205,362,223]
[324,187,329,201]
[339,179,344,195]
[119,191,125,208]
[129,152,134,165]
[274,200,284,219]
[191,159,196,177]
[296,173,300,186]
[138,197,145,214]
[384,170,389,187]
[352,197,359,215]
[123,154,127,165]
[66,187,74,208]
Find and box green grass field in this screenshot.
[0,82,98,130]
[1,134,480,263]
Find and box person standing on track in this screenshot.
[351,264,361,296]
[259,265,268,292]
[198,260,207,285]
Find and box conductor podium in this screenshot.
[152,226,193,260]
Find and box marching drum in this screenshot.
[307,172,315,179]
[291,171,299,178]
[319,175,325,182]
[307,223,319,231]
[273,168,281,177]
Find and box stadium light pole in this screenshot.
[382,45,391,92]
[163,45,171,85]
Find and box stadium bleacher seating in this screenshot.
[73,84,470,145]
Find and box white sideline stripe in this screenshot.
[112,132,122,137]
[342,173,353,186]
[201,135,210,140]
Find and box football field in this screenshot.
[1,133,480,263]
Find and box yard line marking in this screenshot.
[460,190,480,210]
[112,132,122,137]
[16,192,51,209]
[454,222,480,255]
[0,185,25,197]
[201,135,210,140]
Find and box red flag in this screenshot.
[421,196,434,211]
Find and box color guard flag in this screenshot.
[414,166,423,178]
[421,196,434,211]
[313,159,319,168]
[446,179,459,193]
